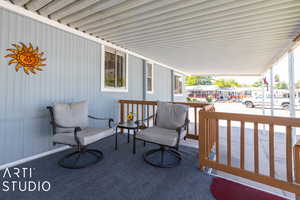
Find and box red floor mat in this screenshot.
[210,177,287,200]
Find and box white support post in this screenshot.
[288,51,296,117]
[270,67,275,116]
[288,51,297,145]
[262,77,266,134]
[262,79,266,116]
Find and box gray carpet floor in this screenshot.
[0,135,214,200]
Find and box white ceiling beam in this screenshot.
[106,5,300,43]
[122,33,296,52]
[59,0,126,25]
[128,36,291,49]
[49,0,101,21]
[25,0,52,11]
[70,0,158,29]
[11,0,30,6]
[75,0,188,29]
[129,41,290,54]
[119,24,298,47]
[121,39,294,54]
[38,0,77,16]
[94,0,296,38]
[111,14,300,45]
[129,41,288,56]
[90,0,241,35]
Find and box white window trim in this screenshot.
[101,44,129,92]
[174,73,184,96]
[146,62,154,94]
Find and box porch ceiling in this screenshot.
[7,0,300,75]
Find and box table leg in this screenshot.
[127,129,130,143]
[133,129,136,154]
[115,126,118,151]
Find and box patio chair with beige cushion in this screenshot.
[47,101,114,169]
[133,102,189,168]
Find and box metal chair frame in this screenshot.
[47,106,114,169]
[133,110,189,168]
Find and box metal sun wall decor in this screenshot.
[5,42,46,75]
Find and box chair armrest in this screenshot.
[176,119,190,133]
[135,115,154,125]
[50,121,82,131]
[50,122,82,145]
[88,115,114,128]
[174,119,190,148]
[134,115,154,129]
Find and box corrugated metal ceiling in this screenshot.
[7,0,300,75]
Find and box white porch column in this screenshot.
[270,67,274,116]
[288,51,296,117]
[288,51,297,146]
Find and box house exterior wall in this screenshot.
[146,64,172,101]
[0,8,185,166]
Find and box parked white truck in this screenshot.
[242,96,299,109]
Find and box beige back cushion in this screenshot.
[156,102,188,130]
[53,101,88,133]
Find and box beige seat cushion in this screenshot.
[53,128,113,146]
[53,101,88,133]
[135,127,186,147]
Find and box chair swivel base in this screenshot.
[59,149,103,169]
[143,147,181,168]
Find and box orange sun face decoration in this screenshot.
[5,42,46,75]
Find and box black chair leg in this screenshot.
[161,147,164,165]
[115,127,118,151]
[143,146,181,168]
[59,148,103,169]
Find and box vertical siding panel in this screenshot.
[0,8,146,165]
[0,8,4,164]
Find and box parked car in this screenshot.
[242,96,299,109]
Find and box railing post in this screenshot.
[199,110,206,171]
[120,102,124,134]
[295,140,300,184]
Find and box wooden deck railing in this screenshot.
[118,100,215,139]
[199,111,300,197]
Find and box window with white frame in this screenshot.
[174,74,183,95]
[102,46,127,91]
[146,62,154,93]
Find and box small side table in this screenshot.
[115,121,138,150]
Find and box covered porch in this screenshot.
[1,0,300,200]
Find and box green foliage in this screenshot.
[214,78,241,88]
[186,97,198,103]
[275,81,288,89]
[252,80,264,87]
[274,74,280,83]
[206,96,213,103]
[185,76,214,86]
[296,80,300,89]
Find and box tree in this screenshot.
[185,76,198,86]
[295,80,300,89]
[274,74,280,83]
[185,76,214,86]
[252,80,264,87]
[275,81,288,89]
[214,78,241,88]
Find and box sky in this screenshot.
[215,44,300,85]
